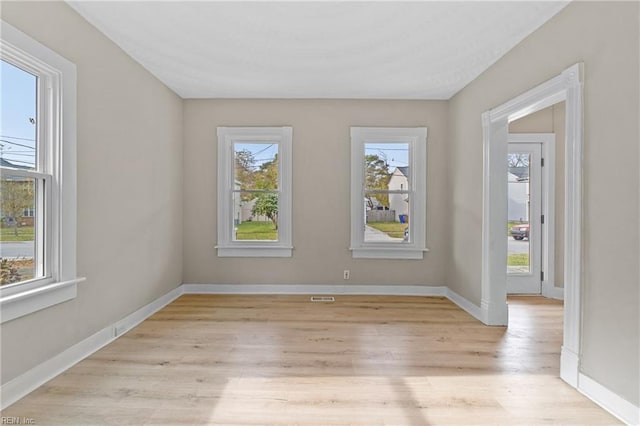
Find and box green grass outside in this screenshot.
[5,223,525,263]
[1,226,35,242]
[367,222,407,238]
[507,253,530,266]
[235,221,277,240]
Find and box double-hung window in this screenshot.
[0,21,79,323]
[350,127,427,259]
[216,127,292,257]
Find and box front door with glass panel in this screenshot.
[507,142,542,294]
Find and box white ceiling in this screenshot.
[67,1,569,100]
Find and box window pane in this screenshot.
[365,191,409,243]
[234,143,278,190]
[233,191,278,241]
[1,60,37,171]
[364,142,409,193]
[0,176,37,285]
[507,152,531,274]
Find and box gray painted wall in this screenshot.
[1,2,184,383]
[183,99,450,286]
[1,0,638,411]
[448,1,639,406]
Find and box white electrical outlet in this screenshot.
[343,270,350,280]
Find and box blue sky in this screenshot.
[365,142,409,169]
[0,62,410,173]
[1,59,37,168]
[234,142,278,170]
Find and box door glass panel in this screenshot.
[507,152,531,274]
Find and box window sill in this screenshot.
[350,246,429,260]
[216,245,293,258]
[0,277,86,324]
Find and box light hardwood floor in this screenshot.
[1,295,619,425]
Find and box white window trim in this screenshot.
[0,21,83,323]
[350,127,428,259]
[216,126,293,257]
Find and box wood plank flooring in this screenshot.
[1,295,619,425]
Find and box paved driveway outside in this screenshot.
[364,225,404,242]
[0,241,34,259]
[508,237,529,255]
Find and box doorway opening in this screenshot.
[506,131,561,299]
[481,63,583,387]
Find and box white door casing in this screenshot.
[481,63,583,388]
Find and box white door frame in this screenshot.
[508,134,558,298]
[481,63,583,387]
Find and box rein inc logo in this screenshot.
[1,418,35,425]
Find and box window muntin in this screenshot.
[350,127,427,259]
[1,59,50,288]
[364,142,410,244]
[217,127,292,257]
[0,20,80,323]
[233,142,279,241]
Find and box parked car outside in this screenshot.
[510,223,529,240]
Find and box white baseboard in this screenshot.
[560,345,580,388]
[182,283,447,297]
[3,282,636,426]
[579,373,640,425]
[113,286,183,337]
[0,324,114,410]
[481,298,509,326]
[184,283,484,325]
[0,285,183,410]
[1,282,454,409]
[446,288,483,322]
[542,283,564,300]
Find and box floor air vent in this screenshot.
[310,296,335,302]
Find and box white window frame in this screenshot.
[350,127,428,259]
[216,127,293,257]
[0,21,82,324]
